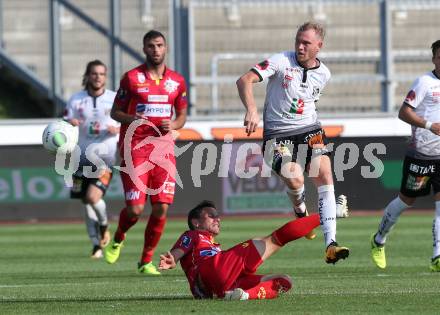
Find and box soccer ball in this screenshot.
[42,120,79,154]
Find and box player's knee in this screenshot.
[398,193,416,206]
[127,205,144,217]
[152,203,168,218]
[277,275,292,292]
[84,194,100,205]
[284,177,304,190]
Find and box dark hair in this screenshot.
[187,200,216,230]
[432,40,440,57]
[143,30,166,45]
[82,59,107,89]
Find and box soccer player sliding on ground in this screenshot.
[159,200,348,300]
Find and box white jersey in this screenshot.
[404,71,440,158]
[252,51,331,138]
[64,89,119,167]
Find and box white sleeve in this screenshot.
[251,53,282,81]
[404,77,428,109]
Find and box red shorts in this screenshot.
[120,152,176,206]
[199,240,263,298]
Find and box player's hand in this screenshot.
[159,251,176,270]
[161,119,172,132]
[107,125,119,135]
[69,119,81,126]
[244,110,260,136]
[430,122,440,136]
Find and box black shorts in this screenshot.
[71,169,113,199]
[262,128,331,175]
[400,155,440,198]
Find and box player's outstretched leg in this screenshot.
[287,186,316,240]
[224,276,292,300]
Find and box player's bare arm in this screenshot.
[399,103,440,135]
[110,103,138,125]
[161,108,187,132]
[236,71,261,136]
[159,248,184,270]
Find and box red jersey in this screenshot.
[114,64,187,153]
[171,230,222,298]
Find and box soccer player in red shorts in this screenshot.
[104,30,187,275]
[159,200,347,300]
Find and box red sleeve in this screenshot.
[171,231,194,256]
[174,78,188,111]
[114,73,131,111]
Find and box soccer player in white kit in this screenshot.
[64,60,119,259]
[237,22,349,264]
[371,40,440,271]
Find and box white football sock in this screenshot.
[85,204,100,247]
[286,185,306,214]
[375,196,410,245]
[432,201,440,259]
[317,185,337,247]
[92,199,108,226]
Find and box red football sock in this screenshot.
[245,277,292,300]
[140,214,167,264]
[114,208,139,243]
[272,214,320,246]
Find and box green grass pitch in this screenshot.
[1,214,440,314]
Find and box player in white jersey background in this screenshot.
[63,60,119,259]
[236,21,349,264]
[371,40,440,271]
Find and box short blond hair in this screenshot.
[297,21,325,40]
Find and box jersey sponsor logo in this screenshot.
[286,67,301,73]
[256,60,269,70]
[405,174,429,191]
[136,104,146,113]
[163,181,175,195]
[88,121,101,136]
[289,98,305,114]
[137,87,149,93]
[148,95,169,102]
[137,72,146,83]
[137,103,172,117]
[181,235,192,248]
[164,78,180,94]
[257,287,267,299]
[125,189,141,201]
[282,74,293,88]
[199,248,220,257]
[409,163,435,175]
[405,90,416,102]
